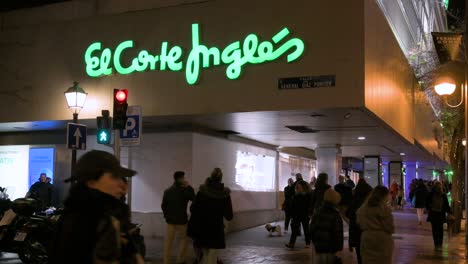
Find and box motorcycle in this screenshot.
[0,198,61,264]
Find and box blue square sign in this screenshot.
[67,123,87,150]
[120,106,142,146]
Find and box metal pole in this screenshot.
[128,147,133,210]
[114,129,120,161]
[71,112,78,184]
[465,82,468,245]
[464,0,468,245]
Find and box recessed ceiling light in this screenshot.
[358,136,366,140]
[400,153,405,156]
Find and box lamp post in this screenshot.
[64,81,88,178]
[434,79,468,244]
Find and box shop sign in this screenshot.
[84,24,305,85]
[278,75,335,90]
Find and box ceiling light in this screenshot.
[358,136,366,140]
[400,153,405,156]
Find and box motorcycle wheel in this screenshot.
[18,236,48,264]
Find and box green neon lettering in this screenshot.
[167,46,183,71]
[114,40,135,74]
[84,42,110,76]
[84,24,305,84]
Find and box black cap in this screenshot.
[66,150,137,183]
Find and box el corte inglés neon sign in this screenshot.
[84,24,305,85]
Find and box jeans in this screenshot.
[163,224,189,264]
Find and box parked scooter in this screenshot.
[0,198,61,264]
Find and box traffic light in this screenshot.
[97,110,111,144]
[113,89,128,129]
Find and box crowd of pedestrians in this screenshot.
[51,150,452,264]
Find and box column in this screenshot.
[315,145,342,186]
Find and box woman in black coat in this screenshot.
[187,168,233,264]
[346,178,373,264]
[426,181,451,250]
[285,180,311,249]
[413,180,428,225]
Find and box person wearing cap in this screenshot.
[50,150,143,264]
[310,188,343,263]
[162,171,195,264]
[187,168,233,264]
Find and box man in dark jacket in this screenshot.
[187,168,233,263]
[285,180,311,249]
[161,171,195,264]
[310,188,343,262]
[50,150,143,264]
[334,175,353,222]
[309,173,331,216]
[27,173,53,209]
[282,178,295,234]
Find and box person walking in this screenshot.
[334,175,353,222]
[187,168,233,264]
[282,178,295,234]
[50,150,144,264]
[412,179,428,225]
[161,171,195,264]
[309,173,331,216]
[347,178,373,264]
[357,185,394,264]
[426,181,452,250]
[390,180,399,209]
[310,189,343,264]
[285,180,311,249]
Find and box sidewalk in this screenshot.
[148,209,468,263]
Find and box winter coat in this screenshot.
[161,183,195,225]
[187,182,233,249]
[347,181,372,248]
[346,179,356,189]
[334,183,352,207]
[412,185,428,209]
[357,203,394,264]
[50,183,144,264]
[290,192,311,219]
[27,181,53,208]
[282,185,295,212]
[309,184,331,216]
[426,191,451,223]
[310,202,343,253]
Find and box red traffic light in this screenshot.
[115,89,127,102]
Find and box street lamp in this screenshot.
[64,81,87,179]
[434,79,468,244]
